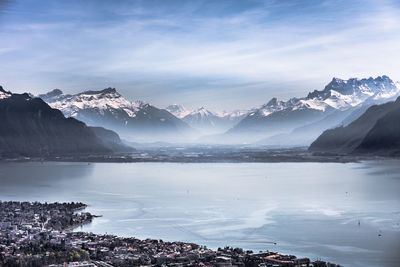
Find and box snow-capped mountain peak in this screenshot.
[0,86,12,99]
[316,76,399,110]
[252,97,290,116]
[188,107,216,118]
[172,106,250,134]
[39,87,146,118]
[266,97,280,107]
[166,103,250,122]
[252,75,400,117]
[325,76,395,95]
[165,104,191,118]
[38,87,193,142]
[38,89,63,101]
[217,109,249,120]
[228,75,400,144]
[181,107,223,133]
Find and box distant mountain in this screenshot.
[217,109,249,123]
[227,76,400,143]
[257,108,357,147]
[0,86,130,157]
[309,97,400,155]
[165,104,191,119]
[34,76,400,145]
[39,88,194,142]
[182,107,228,134]
[166,105,248,134]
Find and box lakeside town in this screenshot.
[0,201,341,267]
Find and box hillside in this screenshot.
[0,87,130,157]
[309,97,400,155]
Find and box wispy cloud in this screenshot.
[0,0,399,110]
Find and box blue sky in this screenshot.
[0,0,399,110]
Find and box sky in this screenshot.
[0,0,399,111]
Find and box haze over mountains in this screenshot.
[36,75,400,146]
[0,86,130,157]
[36,75,400,145]
[39,88,194,143]
[166,105,248,134]
[39,88,249,141]
[0,75,398,156]
[219,75,400,144]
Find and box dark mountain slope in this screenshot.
[0,89,119,157]
[309,97,400,154]
[90,126,134,152]
[355,101,400,155]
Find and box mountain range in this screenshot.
[1,74,399,158]
[0,86,131,157]
[4,75,398,148]
[309,96,400,156]
[217,75,400,144]
[166,105,248,134]
[39,88,249,142]
[39,88,194,142]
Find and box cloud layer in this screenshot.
[0,0,399,110]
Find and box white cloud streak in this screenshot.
[0,0,399,110]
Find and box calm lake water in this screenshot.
[0,161,399,267]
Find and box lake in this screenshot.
[0,161,399,266]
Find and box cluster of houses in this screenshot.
[0,201,341,267]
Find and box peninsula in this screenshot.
[0,201,340,267]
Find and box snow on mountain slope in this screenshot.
[185,107,216,119]
[251,76,400,118]
[35,75,399,144]
[307,75,399,110]
[0,86,12,99]
[218,109,249,121]
[182,107,223,132]
[225,76,400,143]
[40,88,145,119]
[39,88,193,142]
[165,104,191,119]
[0,88,120,155]
[165,105,250,134]
[249,98,296,117]
[177,106,249,134]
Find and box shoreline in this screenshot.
[0,155,397,164]
[1,146,398,164]
[0,200,342,267]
